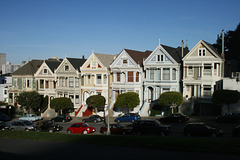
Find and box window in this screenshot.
[204,64,212,76]
[69,95,74,103]
[40,79,44,89]
[61,77,65,87]
[87,75,91,84]
[123,59,127,65]
[45,80,49,89]
[188,66,193,76]
[75,78,79,87]
[203,85,211,97]
[14,78,17,87]
[27,79,31,88]
[92,61,96,69]
[199,48,206,56]
[128,71,134,82]
[157,55,164,61]
[53,81,56,89]
[103,75,107,84]
[97,74,102,84]
[43,69,47,74]
[162,88,170,93]
[163,68,170,80]
[75,95,79,104]
[150,69,154,80]
[23,79,26,88]
[158,69,161,80]
[136,72,139,82]
[172,68,176,80]
[65,65,69,71]
[4,90,7,95]
[161,55,163,61]
[117,73,121,82]
[69,77,74,87]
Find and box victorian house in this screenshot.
[182,40,224,99]
[80,52,115,117]
[8,60,43,107]
[54,57,86,117]
[110,49,151,114]
[140,44,189,116]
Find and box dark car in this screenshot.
[232,125,240,137]
[216,112,240,123]
[10,120,36,131]
[51,114,72,123]
[82,115,105,123]
[159,113,190,123]
[114,113,141,123]
[35,120,63,133]
[100,123,132,135]
[183,122,224,138]
[0,121,10,130]
[0,113,11,122]
[132,119,171,136]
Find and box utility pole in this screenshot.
[106,68,111,135]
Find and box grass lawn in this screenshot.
[0,130,240,154]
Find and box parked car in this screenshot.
[183,122,224,137]
[19,113,42,122]
[35,120,63,133]
[159,113,190,123]
[82,115,105,123]
[10,120,36,131]
[100,123,132,135]
[216,112,240,123]
[0,113,11,122]
[232,125,240,137]
[51,114,72,123]
[67,122,96,134]
[114,113,141,123]
[132,119,171,136]
[0,121,11,130]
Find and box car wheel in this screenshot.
[52,120,55,123]
[49,129,53,133]
[94,119,97,123]
[62,119,65,123]
[160,131,165,136]
[117,119,120,123]
[67,130,72,134]
[131,119,135,123]
[82,130,88,135]
[25,129,29,131]
[212,133,217,138]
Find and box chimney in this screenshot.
[82,55,85,59]
[181,40,184,58]
[221,29,225,59]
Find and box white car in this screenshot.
[19,114,42,122]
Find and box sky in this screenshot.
[0,0,239,64]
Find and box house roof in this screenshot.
[94,53,116,67]
[124,49,152,66]
[67,58,86,71]
[202,40,223,59]
[45,60,62,73]
[162,45,189,63]
[12,60,44,76]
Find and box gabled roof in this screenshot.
[162,45,189,63]
[202,40,222,58]
[94,53,116,67]
[66,58,86,71]
[12,60,43,76]
[45,59,62,73]
[124,49,152,66]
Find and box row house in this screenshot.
[182,40,224,99]
[79,52,115,117]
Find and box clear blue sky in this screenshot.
[0,0,239,64]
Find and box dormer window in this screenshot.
[92,61,96,69]
[157,55,164,61]
[199,48,206,56]
[43,69,47,74]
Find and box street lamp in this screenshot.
[106,68,111,135]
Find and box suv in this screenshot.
[51,114,72,123]
[132,119,171,136]
[216,112,240,123]
[183,122,224,137]
[114,113,141,123]
[10,120,36,131]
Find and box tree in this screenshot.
[17,91,41,114]
[86,95,106,113]
[50,97,73,114]
[158,91,183,113]
[212,90,240,112]
[114,92,140,113]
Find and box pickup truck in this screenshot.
[19,114,43,122]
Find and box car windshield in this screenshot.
[82,123,89,127]
[23,121,33,125]
[205,124,215,129]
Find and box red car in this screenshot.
[100,124,132,135]
[67,123,96,134]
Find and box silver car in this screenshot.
[10,120,36,131]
